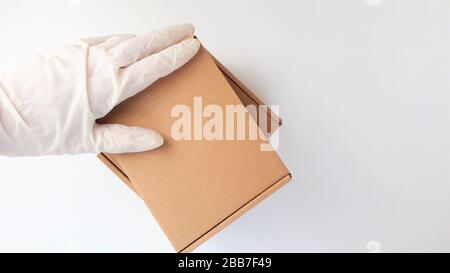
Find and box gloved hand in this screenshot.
[0,24,200,156]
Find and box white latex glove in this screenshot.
[0,24,200,156]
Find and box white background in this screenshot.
[0,0,449,252]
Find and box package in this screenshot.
[98,42,291,252]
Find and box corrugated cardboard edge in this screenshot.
[180,173,291,253]
[98,153,142,197]
[99,152,183,249]
[193,36,282,127]
[212,57,283,127]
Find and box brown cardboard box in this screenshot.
[97,42,291,252]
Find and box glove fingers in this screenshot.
[116,38,200,105]
[110,23,195,68]
[95,34,136,51]
[92,124,164,154]
[82,34,134,47]
[81,35,111,46]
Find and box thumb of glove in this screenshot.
[91,124,164,154]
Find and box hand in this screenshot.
[0,24,200,156]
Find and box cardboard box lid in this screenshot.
[98,45,290,252]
